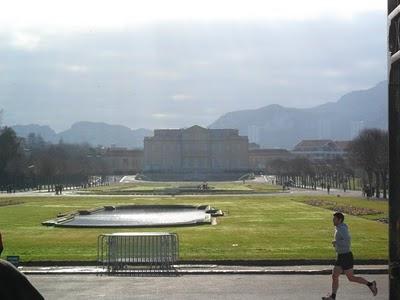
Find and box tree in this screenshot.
[348,128,389,198]
[0,127,23,184]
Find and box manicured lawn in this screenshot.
[292,195,388,221]
[0,195,387,262]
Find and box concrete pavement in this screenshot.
[28,274,388,300]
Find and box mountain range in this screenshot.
[11,81,387,149]
[209,81,387,148]
[12,122,152,149]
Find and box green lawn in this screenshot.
[0,195,387,262]
[293,196,388,221]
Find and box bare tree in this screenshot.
[348,128,389,198]
[0,127,22,183]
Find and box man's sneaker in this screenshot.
[322,295,334,300]
[368,281,378,296]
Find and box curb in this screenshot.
[18,259,388,267]
[22,268,388,276]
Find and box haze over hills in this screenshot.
[10,81,387,149]
[209,81,388,149]
[12,122,152,149]
[12,124,58,143]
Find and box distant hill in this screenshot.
[12,124,58,143]
[209,81,388,149]
[12,81,387,149]
[12,122,152,148]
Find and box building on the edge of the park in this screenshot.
[249,148,293,172]
[143,125,249,181]
[291,139,350,161]
[102,147,143,174]
[97,136,352,178]
[334,140,351,157]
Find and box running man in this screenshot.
[322,212,377,299]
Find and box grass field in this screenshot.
[0,193,387,262]
[293,195,388,222]
[82,182,283,195]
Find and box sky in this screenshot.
[0,0,387,131]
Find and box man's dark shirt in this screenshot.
[0,259,44,300]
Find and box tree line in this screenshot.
[270,128,389,198]
[0,127,109,192]
[0,126,389,197]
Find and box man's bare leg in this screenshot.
[344,269,368,284]
[344,269,377,296]
[332,266,342,295]
[323,267,342,299]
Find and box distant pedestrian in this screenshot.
[366,184,371,198]
[327,184,331,194]
[322,212,377,299]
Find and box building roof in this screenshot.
[147,125,244,140]
[249,148,291,155]
[334,140,351,151]
[293,139,338,151]
[104,148,143,157]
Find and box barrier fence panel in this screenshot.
[97,232,179,276]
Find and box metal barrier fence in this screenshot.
[97,232,179,276]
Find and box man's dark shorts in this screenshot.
[335,252,354,271]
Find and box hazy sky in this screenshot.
[0,0,387,131]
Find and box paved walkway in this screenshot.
[0,175,370,199]
[288,187,364,198]
[0,187,368,198]
[28,274,388,300]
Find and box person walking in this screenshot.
[322,212,377,299]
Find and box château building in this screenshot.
[143,125,249,180]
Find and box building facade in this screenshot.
[102,147,143,174]
[143,125,249,180]
[292,139,349,161]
